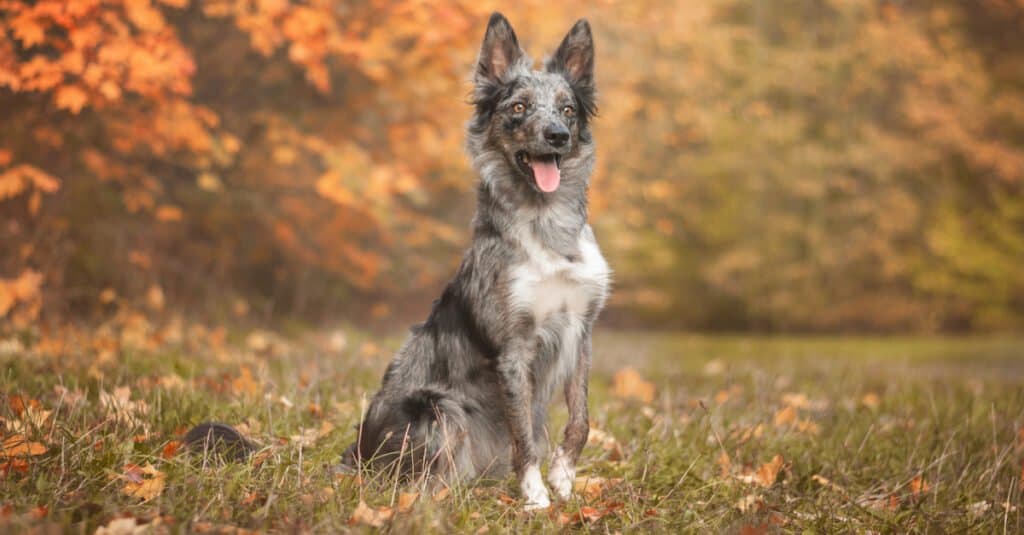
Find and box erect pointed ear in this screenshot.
[545,19,594,86]
[475,13,526,85]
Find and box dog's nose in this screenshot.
[543,123,570,148]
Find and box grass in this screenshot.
[1,328,1022,533]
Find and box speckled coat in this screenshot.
[342,13,609,510]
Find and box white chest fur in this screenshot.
[507,223,610,325]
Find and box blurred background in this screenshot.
[2,0,1023,334]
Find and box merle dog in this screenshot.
[339,13,609,510]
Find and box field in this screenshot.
[2,330,1023,533]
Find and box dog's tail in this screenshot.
[183,421,258,461]
[341,387,475,483]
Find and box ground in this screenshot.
[1,328,1022,533]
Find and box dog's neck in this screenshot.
[473,167,589,258]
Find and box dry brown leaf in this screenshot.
[1,459,30,475]
[573,475,623,499]
[231,367,260,397]
[432,486,450,502]
[773,405,796,427]
[397,491,419,513]
[100,387,148,427]
[738,454,784,487]
[161,440,181,459]
[1,434,47,457]
[611,367,655,404]
[121,463,166,501]
[812,474,846,494]
[587,427,625,460]
[909,475,930,496]
[348,500,394,527]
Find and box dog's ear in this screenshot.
[475,13,525,85]
[546,19,595,87]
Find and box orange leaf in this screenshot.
[121,463,166,501]
[55,85,89,114]
[231,367,260,397]
[161,440,182,459]
[0,435,47,457]
[909,475,930,496]
[573,476,623,499]
[773,405,796,427]
[348,500,393,527]
[611,367,656,403]
[397,491,419,513]
[1,459,30,476]
[738,455,784,487]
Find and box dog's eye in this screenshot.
[562,105,575,117]
[512,102,525,114]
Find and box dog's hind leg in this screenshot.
[342,387,476,485]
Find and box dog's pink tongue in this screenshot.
[530,160,560,192]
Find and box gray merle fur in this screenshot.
[340,13,610,504]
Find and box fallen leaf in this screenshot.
[397,491,418,512]
[909,475,930,497]
[573,475,623,499]
[231,367,260,397]
[811,474,845,494]
[556,505,609,526]
[1,459,30,476]
[348,500,393,527]
[432,486,450,502]
[587,427,625,460]
[738,455,784,487]
[773,405,796,427]
[161,440,181,459]
[611,367,655,403]
[794,419,820,435]
[0,435,47,457]
[121,463,166,501]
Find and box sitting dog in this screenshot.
[341,13,610,510]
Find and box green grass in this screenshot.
[1,330,1023,533]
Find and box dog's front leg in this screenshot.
[497,342,550,510]
[548,332,592,500]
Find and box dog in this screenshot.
[340,13,610,510]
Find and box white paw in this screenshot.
[521,465,551,510]
[547,447,575,500]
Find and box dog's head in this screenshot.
[468,13,596,197]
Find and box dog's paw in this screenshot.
[521,465,551,511]
[547,447,575,500]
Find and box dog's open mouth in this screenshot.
[515,152,561,193]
